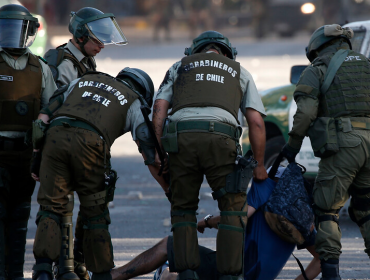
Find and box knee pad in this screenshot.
[35,209,62,226]
[313,205,340,229]
[171,210,198,230]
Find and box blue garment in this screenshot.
[244,179,315,280]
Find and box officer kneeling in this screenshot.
[31,69,168,280]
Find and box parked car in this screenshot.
[241,20,370,179]
[0,0,47,56]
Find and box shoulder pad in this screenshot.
[38,56,48,64]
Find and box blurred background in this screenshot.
[18,0,370,40]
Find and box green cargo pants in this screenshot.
[169,132,247,275]
[33,126,114,273]
[314,128,370,260]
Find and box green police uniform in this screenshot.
[156,51,265,278]
[51,40,97,88]
[43,7,128,278]
[286,24,370,279]
[0,37,57,280]
[32,72,151,280]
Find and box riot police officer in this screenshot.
[43,8,128,279]
[152,31,267,280]
[0,4,57,280]
[282,24,370,279]
[45,7,128,88]
[31,68,168,280]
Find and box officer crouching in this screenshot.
[31,69,168,280]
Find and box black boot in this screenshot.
[32,262,53,280]
[74,238,89,280]
[177,269,199,280]
[320,259,341,280]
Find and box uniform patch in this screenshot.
[15,101,28,116]
[0,75,13,82]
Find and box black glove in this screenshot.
[281,144,299,163]
[165,189,172,203]
[30,151,42,177]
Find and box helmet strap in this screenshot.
[75,36,89,57]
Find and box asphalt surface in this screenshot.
[24,30,370,280]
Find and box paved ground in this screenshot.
[23,28,370,279]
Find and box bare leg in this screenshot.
[111,237,169,280]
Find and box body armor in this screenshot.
[316,50,370,118]
[0,53,42,131]
[172,52,242,120]
[53,72,138,148]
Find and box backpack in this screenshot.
[43,43,96,83]
[264,154,315,245]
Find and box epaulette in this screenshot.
[38,56,48,64]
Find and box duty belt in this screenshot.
[49,118,101,136]
[336,117,370,131]
[172,121,241,139]
[0,137,27,151]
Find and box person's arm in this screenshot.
[197,205,257,233]
[295,245,321,280]
[244,108,267,181]
[152,99,170,146]
[136,140,169,193]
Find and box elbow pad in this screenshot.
[40,84,67,117]
[136,123,156,165]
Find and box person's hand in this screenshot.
[155,151,169,174]
[197,219,207,234]
[253,164,268,181]
[30,151,42,181]
[165,188,172,203]
[281,143,299,163]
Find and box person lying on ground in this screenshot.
[106,167,321,280]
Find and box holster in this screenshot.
[225,152,258,194]
[307,117,339,158]
[161,120,179,153]
[32,119,49,150]
[104,169,118,204]
[212,151,257,200]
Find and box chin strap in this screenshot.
[74,36,89,57]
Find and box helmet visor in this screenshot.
[86,17,127,46]
[0,19,37,48]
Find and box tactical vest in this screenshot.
[53,73,139,148]
[172,53,242,120]
[316,50,370,118]
[44,43,96,82]
[0,53,42,131]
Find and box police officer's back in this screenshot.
[282,24,370,280]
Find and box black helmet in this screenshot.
[116,68,155,107]
[69,7,127,46]
[306,24,353,62]
[0,4,39,49]
[184,30,237,60]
